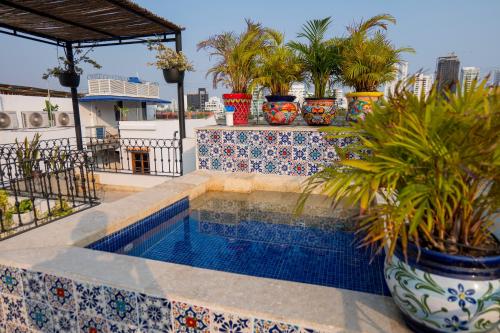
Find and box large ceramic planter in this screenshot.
[385,242,500,333]
[262,95,299,125]
[58,72,80,88]
[345,92,383,122]
[223,93,252,125]
[162,68,185,83]
[301,98,336,126]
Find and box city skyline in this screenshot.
[0,0,499,102]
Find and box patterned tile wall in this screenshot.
[196,129,352,176]
[0,264,324,333]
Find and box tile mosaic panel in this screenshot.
[197,128,349,176]
[211,311,252,333]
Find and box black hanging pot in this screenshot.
[58,72,80,88]
[163,68,184,83]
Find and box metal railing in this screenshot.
[0,149,98,240]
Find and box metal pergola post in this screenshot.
[65,42,84,150]
[175,31,186,140]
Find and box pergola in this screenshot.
[0,0,186,150]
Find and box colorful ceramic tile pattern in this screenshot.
[173,301,210,333]
[196,129,350,176]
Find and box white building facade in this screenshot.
[413,73,433,99]
[384,61,409,97]
[288,82,306,105]
[460,67,480,92]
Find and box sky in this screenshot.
[1,0,499,102]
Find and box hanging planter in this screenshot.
[162,68,185,84]
[222,93,252,125]
[58,72,80,88]
[262,95,299,125]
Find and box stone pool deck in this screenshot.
[0,170,411,333]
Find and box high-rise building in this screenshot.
[204,96,225,114]
[460,67,480,92]
[332,88,347,108]
[288,82,306,105]
[187,88,209,111]
[493,69,500,87]
[384,61,409,97]
[250,86,265,119]
[435,53,460,93]
[413,73,433,99]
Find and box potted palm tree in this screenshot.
[289,17,341,126]
[198,20,273,125]
[337,14,414,122]
[42,48,101,88]
[297,81,500,333]
[253,31,303,125]
[147,41,194,83]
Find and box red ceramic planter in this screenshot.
[223,93,252,125]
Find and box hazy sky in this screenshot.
[1,0,499,101]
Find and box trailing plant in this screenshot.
[15,134,41,178]
[42,48,101,79]
[252,31,303,96]
[197,19,274,93]
[336,14,414,92]
[288,17,341,98]
[17,199,33,214]
[147,42,194,71]
[296,79,500,259]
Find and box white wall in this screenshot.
[95,172,167,189]
[118,117,216,139]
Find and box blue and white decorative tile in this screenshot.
[75,281,106,318]
[222,131,235,144]
[262,131,278,145]
[249,145,264,160]
[262,160,279,175]
[104,287,137,325]
[5,322,31,333]
[249,160,263,173]
[52,308,77,333]
[323,147,339,164]
[234,159,249,173]
[1,295,27,327]
[290,162,307,176]
[222,160,235,172]
[292,132,308,145]
[307,146,323,162]
[235,131,249,145]
[21,270,46,302]
[263,146,277,160]
[197,130,209,143]
[307,163,322,176]
[197,144,210,157]
[292,146,307,161]
[211,311,252,333]
[137,293,171,332]
[278,160,292,175]
[25,299,52,332]
[172,301,210,333]
[221,144,237,160]
[79,314,108,333]
[107,321,137,333]
[0,265,23,297]
[276,145,292,161]
[235,145,249,159]
[210,158,223,171]
[309,131,324,145]
[208,130,222,144]
[209,145,222,158]
[248,131,264,146]
[198,157,210,170]
[254,319,299,333]
[300,328,321,333]
[277,131,293,145]
[45,274,75,311]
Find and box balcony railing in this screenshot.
[87,74,160,98]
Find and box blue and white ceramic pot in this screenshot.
[385,242,500,333]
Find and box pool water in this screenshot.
[89,191,389,296]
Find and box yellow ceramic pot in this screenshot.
[345,92,383,122]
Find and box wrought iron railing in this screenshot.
[0,149,98,240]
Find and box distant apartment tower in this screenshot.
[493,69,500,87]
[435,53,460,93]
[460,67,480,92]
[288,82,306,105]
[333,88,347,108]
[250,86,265,118]
[413,73,433,99]
[384,61,409,96]
[187,88,209,111]
[204,96,225,114]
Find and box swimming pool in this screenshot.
[88,191,389,296]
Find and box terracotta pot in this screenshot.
[58,72,80,88]
[345,92,383,122]
[301,98,336,126]
[162,68,185,83]
[262,95,299,125]
[385,241,500,333]
[223,93,252,125]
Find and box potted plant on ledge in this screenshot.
[43,48,101,88]
[198,20,272,125]
[254,31,303,125]
[337,14,414,122]
[289,17,341,126]
[148,41,194,83]
[297,81,500,333]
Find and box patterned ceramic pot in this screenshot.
[301,98,336,126]
[223,93,252,125]
[385,242,500,333]
[345,92,383,122]
[262,95,299,125]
